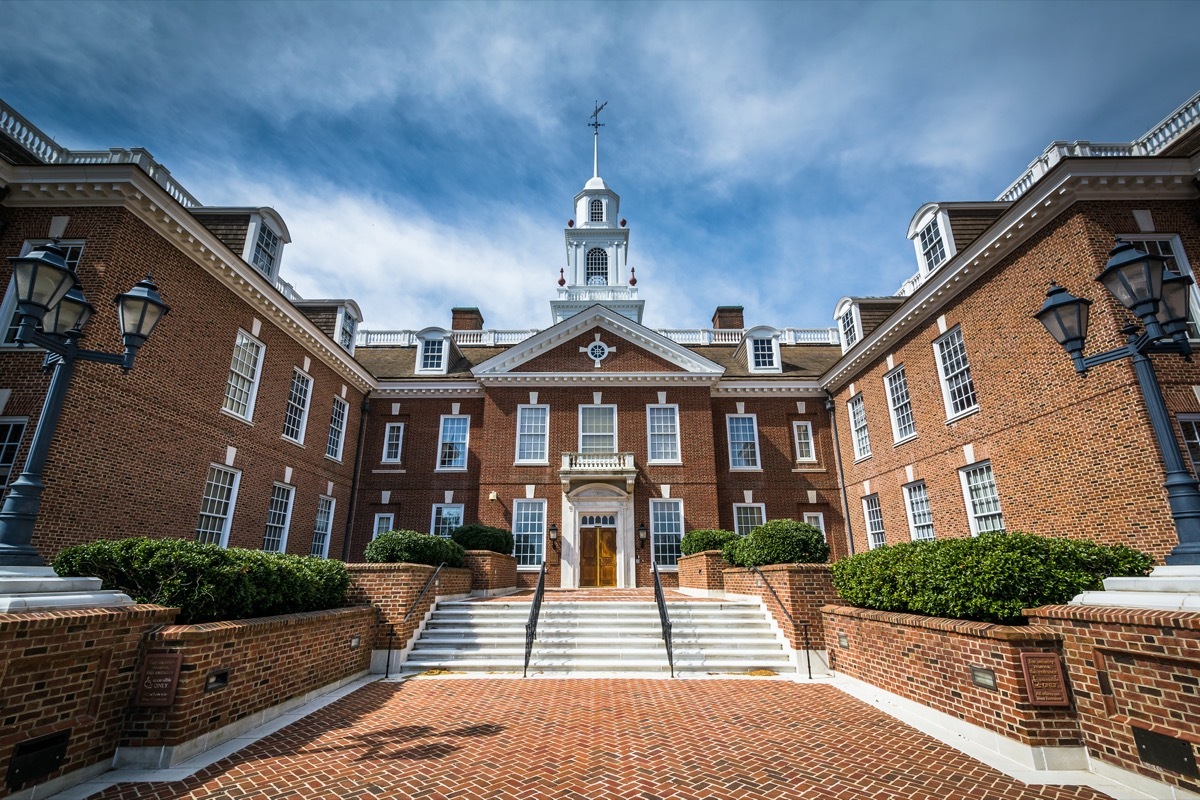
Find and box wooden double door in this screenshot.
[579,526,618,587]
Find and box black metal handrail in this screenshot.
[523,561,547,677]
[402,562,445,625]
[747,566,813,680]
[652,560,675,678]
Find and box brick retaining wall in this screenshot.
[462,550,517,593]
[678,551,725,593]
[346,563,472,649]
[724,564,838,647]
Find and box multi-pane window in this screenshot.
[651,499,684,567]
[0,418,26,489]
[1127,237,1199,338]
[727,414,760,469]
[1181,417,1200,478]
[327,396,349,460]
[438,415,470,469]
[919,218,947,271]
[589,198,604,222]
[382,422,405,463]
[839,308,858,349]
[515,405,549,463]
[252,224,281,278]
[373,513,394,539]
[793,421,816,463]
[262,483,295,553]
[904,481,935,541]
[884,366,916,442]
[338,310,357,352]
[961,462,1005,535]
[935,327,978,417]
[803,512,826,541]
[863,494,885,550]
[196,465,240,547]
[751,338,776,370]
[3,242,84,344]
[431,504,464,538]
[223,331,265,420]
[733,503,765,536]
[579,405,616,453]
[310,496,335,558]
[512,499,545,567]
[586,248,608,285]
[282,369,313,443]
[420,338,444,371]
[848,394,871,459]
[647,405,680,463]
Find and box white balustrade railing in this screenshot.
[274,277,303,302]
[896,272,924,297]
[561,452,635,471]
[358,326,838,348]
[557,286,639,301]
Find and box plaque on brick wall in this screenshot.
[1019,652,1070,707]
[134,651,183,707]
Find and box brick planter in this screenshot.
[346,563,472,650]
[1027,604,1200,795]
[678,551,726,595]
[462,550,517,595]
[723,564,838,647]
[824,605,1081,749]
[119,606,375,768]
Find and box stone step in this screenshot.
[403,655,797,674]
[417,634,782,648]
[411,645,790,661]
[423,624,778,638]
[432,608,766,621]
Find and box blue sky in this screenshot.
[3,1,1199,333]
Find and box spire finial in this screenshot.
[558,267,566,287]
[589,100,607,178]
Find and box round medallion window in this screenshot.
[588,341,609,361]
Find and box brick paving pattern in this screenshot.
[89,679,1107,800]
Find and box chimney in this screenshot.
[712,306,744,330]
[451,307,484,331]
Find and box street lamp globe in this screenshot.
[1035,283,1092,359]
[1096,240,1167,324]
[115,275,170,351]
[7,242,76,324]
[41,286,95,338]
[1159,270,1194,340]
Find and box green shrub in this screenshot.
[722,519,830,567]
[680,529,739,556]
[52,537,349,624]
[450,524,514,555]
[830,531,1154,624]
[365,529,465,568]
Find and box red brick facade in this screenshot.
[677,550,726,593]
[724,564,839,648]
[461,550,518,592]
[345,563,472,649]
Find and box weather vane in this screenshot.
[589,101,607,133]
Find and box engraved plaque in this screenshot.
[134,651,183,707]
[1020,652,1070,707]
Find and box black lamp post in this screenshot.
[0,242,169,567]
[1035,240,1200,565]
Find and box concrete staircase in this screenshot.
[402,599,800,675]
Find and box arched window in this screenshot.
[589,198,604,222]
[586,248,608,285]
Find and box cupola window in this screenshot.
[589,198,604,222]
[586,248,608,285]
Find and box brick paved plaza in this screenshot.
[86,678,1107,800]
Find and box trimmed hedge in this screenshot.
[52,538,350,624]
[451,524,515,555]
[365,529,465,568]
[830,531,1154,624]
[723,519,830,566]
[680,529,739,556]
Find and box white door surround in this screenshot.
[560,483,636,588]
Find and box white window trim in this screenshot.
[430,503,465,537]
[833,298,862,354]
[883,364,918,444]
[326,395,349,462]
[311,495,336,558]
[903,481,935,542]
[281,367,314,446]
[514,404,550,465]
[802,512,826,542]
[262,482,296,553]
[733,503,767,536]
[416,333,450,375]
[744,327,783,374]
[909,207,957,277]
[862,494,885,550]
[1120,234,1198,341]
[381,422,405,464]
[959,461,1005,536]
[243,215,284,280]
[646,403,681,465]
[792,421,817,464]
[335,306,359,355]
[372,513,394,540]
[222,329,266,424]
[196,464,241,548]
[436,414,471,471]
[726,413,761,471]
[933,325,979,422]
[650,497,684,570]
[848,394,871,461]
[578,404,618,453]
[513,497,547,571]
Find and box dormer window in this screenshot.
[416,328,453,374]
[421,339,444,371]
[589,198,604,222]
[336,305,359,354]
[586,248,608,285]
[752,338,775,369]
[907,204,957,277]
[834,298,861,353]
[919,218,946,271]
[251,224,281,279]
[743,326,782,374]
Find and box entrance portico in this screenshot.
[560,483,637,588]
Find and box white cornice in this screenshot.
[477,372,720,386]
[0,162,377,393]
[711,380,825,396]
[821,157,1199,392]
[372,381,484,397]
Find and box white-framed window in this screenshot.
[2,241,85,345]
[1124,235,1199,339]
[336,306,358,354]
[744,327,782,374]
[751,338,775,369]
[251,223,281,279]
[834,298,860,352]
[0,417,26,489]
[903,481,935,541]
[884,365,916,442]
[515,405,549,464]
[195,464,241,547]
[733,503,765,536]
[431,503,464,538]
[310,495,335,558]
[262,483,295,553]
[373,513,394,540]
[513,499,546,568]
[586,248,608,285]
[589,198,604,223]
[848,394,871,460]
[437,415,470,470]
[222,330,265,421]
[579,405,617,453]
[417,333,449,374]
[793,421,816,463]
[651,498,684,568]
[934,326,978,419]
[281,368,313,444]
[803,512,826,541]
[908,207,956,276]
[646,404,680,464]
[863,494,885,550]
[726,414,760,470]
[1180,415,1200,478]
[580,514,616,526]
[960,462,1005,535]
[382,422,405,463]
[918,218,947,272]
[326,396,349,461]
